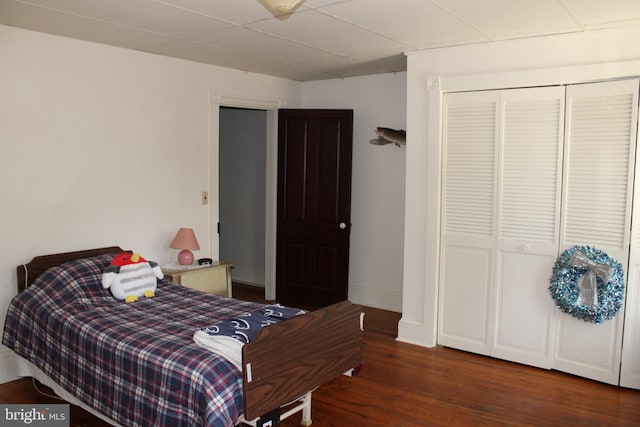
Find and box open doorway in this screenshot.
[212,95,280,300]
[219,107,267,289]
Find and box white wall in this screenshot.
[0,24,302,382]
[302,73,407,312]
[400,26,640,347]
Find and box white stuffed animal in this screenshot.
[102,252,163,302]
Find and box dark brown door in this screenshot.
[276,109,353,307]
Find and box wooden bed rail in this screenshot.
[242,300,364,421]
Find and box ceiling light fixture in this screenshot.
[258,0,304,20]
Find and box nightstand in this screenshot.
[162,261,234,297]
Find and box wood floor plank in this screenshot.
[1,284,638,426]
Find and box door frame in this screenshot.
[210,92,286,300]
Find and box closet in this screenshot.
[438,78,640,388]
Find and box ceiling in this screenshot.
[2,0,640,82]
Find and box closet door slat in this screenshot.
[562,90,635,251]
[444,101,497,237]
[500,95,563,243]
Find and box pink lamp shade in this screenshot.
[169,227,200,265]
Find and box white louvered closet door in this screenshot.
[438,90,499,355]
[623,92,640,388]
[492,87,565,369]
[555,79,639,385]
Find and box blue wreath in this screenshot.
[549,245,625,324]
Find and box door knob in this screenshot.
[339,222,347,230]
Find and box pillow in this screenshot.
[25,254,115,304]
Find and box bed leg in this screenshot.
[300,392,312,426]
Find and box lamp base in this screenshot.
[177,250,194,265]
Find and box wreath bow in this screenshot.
[569,250,615,309]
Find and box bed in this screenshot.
[3,247,364,426]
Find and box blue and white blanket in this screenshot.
[193,304,306,370]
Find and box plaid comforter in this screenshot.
[2,254,264,427]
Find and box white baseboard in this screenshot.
[233,280,265,288]
[231,266,265,287]
[348,284,402,313]
[397,317,436,348]
[0,348,18,383]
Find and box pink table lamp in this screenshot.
[170,227,200,265]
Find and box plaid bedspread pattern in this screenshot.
[3,254,263,427]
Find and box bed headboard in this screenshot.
[16,246,124,293]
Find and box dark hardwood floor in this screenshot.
[1,283,639,426]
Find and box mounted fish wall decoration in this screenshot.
[369,127,406,147]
